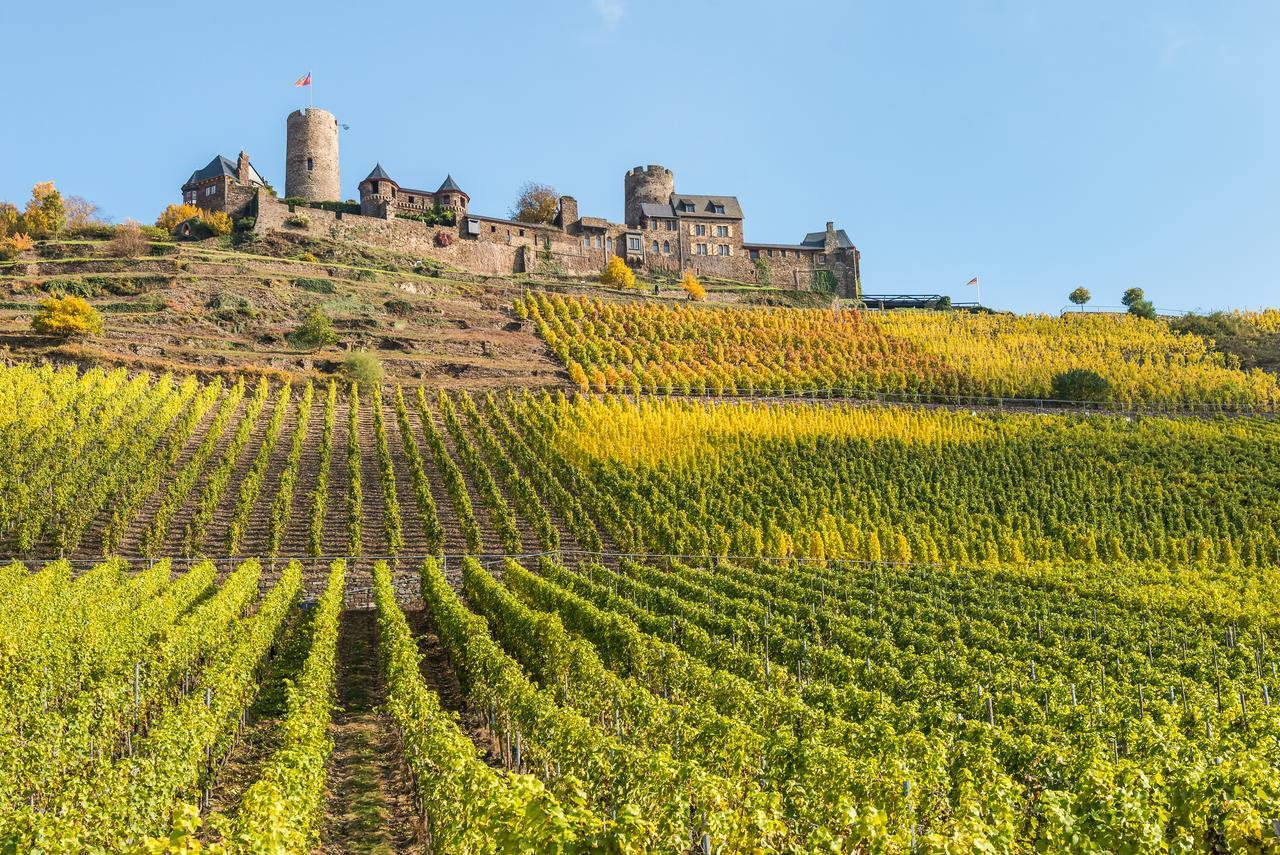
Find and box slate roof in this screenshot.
[801,228,856,249]
[669,193,743,219]
[639,201,676,219]
[363,163,395,183]
[437,174,465,194]
[183,154,266,189]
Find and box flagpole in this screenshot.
[309,70,313,109]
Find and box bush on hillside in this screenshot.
[103,221,151,258]
[284,214,310,229]
[0,233,34,261]
[1051,368,1111,404]
[294,277,336,294]
[599,256,636,289]
[32,295,103,337]
[156,203,200,233]
[290,307,338,350]
[680,271,706,301]
[344,351,383,385]
[201,209,233,236]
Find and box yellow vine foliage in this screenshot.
[518,292,1280,410]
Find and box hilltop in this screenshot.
[0,230,835,386]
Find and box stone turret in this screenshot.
[285,108,341,202]
[624,164,674,227]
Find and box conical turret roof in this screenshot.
[437,174,463,193]
[364,163,395,183]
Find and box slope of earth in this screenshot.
[0,233,562,388]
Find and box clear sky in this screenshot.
[2,1,1276,313]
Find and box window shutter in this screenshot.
[728,245,733,256]
[727,225,733,237]
[689,224,695,236]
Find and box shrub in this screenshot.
[103,221,151,258]
[291,307,338,350]
[284,214,310,228]
[156,203,200,232]
[32,295,103,337]
[0,233,34,261]
[1129,299,1157,321]
[201,209,233,236]
[344,351,383,385]
[599,256,636,289]
[140,225,170,242]
[235,216,257,232]
[294,277,336,294]
[384,298,412,316]
[434,231,453,247]
[754,257,771,285]
[680,271,706,301]
[1051,368,1111,404]
[297,252,319,263]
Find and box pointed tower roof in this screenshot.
[364,163,395,183]
[437,174,464,193]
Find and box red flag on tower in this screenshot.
[294,72,312,87]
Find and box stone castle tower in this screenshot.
[285,108,341,202]
[624,164,674,227]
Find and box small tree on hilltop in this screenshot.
[509,181,559,224]
[32,295,103,338]
[1069,286,1091,312]
[291,307,338,350]
[21,182,66,239]
[600,256,636,289]
[1119,287,1156,319]
[680,271,706,301]
[1052,368,1110,405]
[156,203,201,233]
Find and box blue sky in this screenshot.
[2,1,1276,313]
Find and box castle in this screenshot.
[185,107,861,296]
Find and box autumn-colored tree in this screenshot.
[21,182,66,238]
[509,181,559,224]
[200,209,233,236]
[599,256,636,289]
[0,234,34,262]
[156,203,201,232]
[0,203,20,238]
[680,271,706,301]
[32,295,103,337]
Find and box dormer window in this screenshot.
[681,201,695,213]
[712,204,725,214]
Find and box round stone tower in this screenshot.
[285,108,341,202]
[624,164,674,227]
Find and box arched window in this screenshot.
[662,241,670,254]
[306,156,313,172]
[652,240,659,253]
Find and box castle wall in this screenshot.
[256,194,599,276]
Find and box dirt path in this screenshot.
[204,608,315,817]
[317,610,423,855]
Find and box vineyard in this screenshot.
[4,360,1280,851]
[518,292,1280,410]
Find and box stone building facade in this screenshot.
[186,108,862,297]
[181,151,267,219]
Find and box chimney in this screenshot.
[237,151,252,183]
[824,221,838,252]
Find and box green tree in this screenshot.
[1069,286,1091,311]
[291,307,338,350]
[1121,287,1145,308]
[1051,368,1111,404]
[21,182,66,238]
